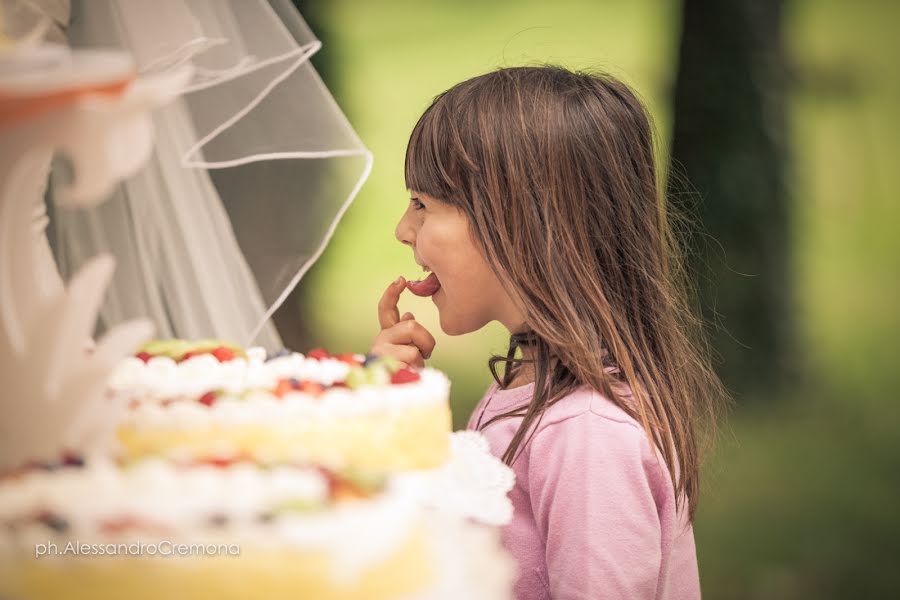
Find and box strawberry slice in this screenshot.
[298,381,325,397]
[307,347,331,360]
[179,350,201,362]
[201,456,237,468]
[135,351,152,363]
[391,367,421,384]
[100,516,146,535]
[336,352,363,366]
[198,391,218,406]
[211,346,235,362]
[316,468,360,500]
[273,379,293,398]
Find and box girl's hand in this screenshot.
[372,277,436,368]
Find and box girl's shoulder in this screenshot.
[531,386,669,487]
[539,383,642,433]
[470,378,645,446]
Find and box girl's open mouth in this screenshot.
[406,272,441,297]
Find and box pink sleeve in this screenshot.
[527,412,668,599]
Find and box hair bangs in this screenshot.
[404,98,463,205]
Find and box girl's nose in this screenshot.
[395,208,415,247]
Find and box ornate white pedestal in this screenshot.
[0,43,188,469]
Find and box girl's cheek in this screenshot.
[417,224,440,260]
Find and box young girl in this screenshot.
[372,66,725,599]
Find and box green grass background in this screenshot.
[296,1,900,596]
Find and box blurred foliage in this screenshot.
[696,0,900,595]
[290,0,899,596]
[669,0,794,396]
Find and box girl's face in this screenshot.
[395,192,524,335]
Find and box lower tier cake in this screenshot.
[0,455,515,599]
[0,458,431,600]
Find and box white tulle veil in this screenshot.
[45,0,372,351]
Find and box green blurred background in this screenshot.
[281,0,898,597]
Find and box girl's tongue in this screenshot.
[406,272,441,297]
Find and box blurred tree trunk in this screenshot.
[270,0,338,352]
[668,0,795,398]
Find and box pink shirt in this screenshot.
[467,380,701,600]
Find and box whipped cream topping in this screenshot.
[108,348,354,399]
[108,349,450,426]
[125,370,449,429]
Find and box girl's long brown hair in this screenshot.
[405,66,726,519]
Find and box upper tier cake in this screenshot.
[108,341,452,470]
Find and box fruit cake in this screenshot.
[109,341,452,470]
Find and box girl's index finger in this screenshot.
[377,276,407,330]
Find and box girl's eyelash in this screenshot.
[410,197,425,210]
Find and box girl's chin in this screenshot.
[439,319,468,336]
[432,289,452,333]
[433,290,462,335]
[435,294,489,336]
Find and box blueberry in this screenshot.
[208,513,228,527]
[38,512,69,533]
[62,454,85,468]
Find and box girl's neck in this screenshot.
[505,345,537,388]
[507,365,535,388]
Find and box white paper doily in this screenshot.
[400,431,515,527]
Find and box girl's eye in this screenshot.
[410,197,425,211]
